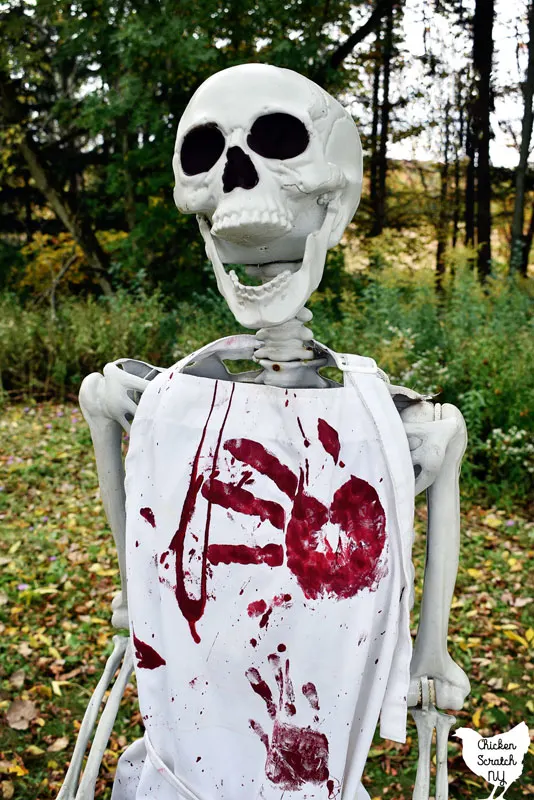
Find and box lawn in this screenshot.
[0,402,532,799]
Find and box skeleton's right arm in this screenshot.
[79,360,162,629]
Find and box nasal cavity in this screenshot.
[222,146,259,193]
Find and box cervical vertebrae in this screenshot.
[253,307,329,389]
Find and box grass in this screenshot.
[0,401,533,799]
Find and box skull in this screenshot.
[173,63,362,328]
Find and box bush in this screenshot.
[1,263,532,505]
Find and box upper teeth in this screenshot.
[229,269,292,303]
[212,208,293,237]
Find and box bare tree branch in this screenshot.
[329,0,398,72]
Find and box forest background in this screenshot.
[0,0,533,798]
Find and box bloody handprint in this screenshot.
[246,654,334,792]
[203,416,386,600]
[168,382,386,643]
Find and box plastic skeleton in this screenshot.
[59,64,470,800]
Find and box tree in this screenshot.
[510,0,534,275]
[471,0,495,280]
[0,0,401,298]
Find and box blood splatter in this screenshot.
[250,638,258,648]
[236,470,253,489]
[285,470,386,600]
[296,417,310,448]
[259,606,273,629]
[133,633,166,670]
[248,599,267,617]
[246,667,277,718]
[248,658,330,791]
[277,643,286,652]
[317,419,340,464]
[140,507,156,528]
[207,543,283,567]
[202,479,284,530]
[169,382,235,643]
[272,593,292,607]
[224,439,297,498]
[302,682,320,710]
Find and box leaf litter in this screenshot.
[0,402,532,798]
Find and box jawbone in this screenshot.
[197,203,337,329]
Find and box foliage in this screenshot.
[0,403,532,798]
[1,254,533,504]
[17,232,130,297]
[0,0,366,295]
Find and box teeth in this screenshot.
[228,268,292,300]
[212,207,294,234]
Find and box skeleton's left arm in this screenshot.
[401,400,470,711]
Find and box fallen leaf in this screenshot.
[1,780,14,799]
[9,670,25,689]
[0,592,7,606]
[482,513,502,529]
[47,736,69,753]
[6,699,37,730]
[504,630,529,648]
[472,707,483,728]
[467,568,483,579]
[17,642,32,657]
[25,745,44,756]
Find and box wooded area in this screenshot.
[1,0,533,298]
[1,5,534,799]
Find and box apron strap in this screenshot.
[144,731,203,800]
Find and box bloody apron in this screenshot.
[111,337,415,800]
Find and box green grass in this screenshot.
[0,402,532,798]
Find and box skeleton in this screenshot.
[58,64,470,800]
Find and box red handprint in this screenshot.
[246,654,336,793]
[168,382,386,642]
[204,416,386,601]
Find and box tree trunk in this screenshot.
[510,0,534,274]
[122,129,137,232]
[464,106,476,250]
[436,101,451,292]
[371,3,394,237]
[369,25,382,235]
[452,72,464,251]
[19,136,113,294]
[520,202,534,274]
[0,71,113,295]
[472,0,495,280]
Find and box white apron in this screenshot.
[112,336,415,800]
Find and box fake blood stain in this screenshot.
[202,479,285,530]
[247,657,331,791]
[285,471,386,600]
[168,382,235,643]
[301,682,320,710]
[207,543,283,567]
[140,507,156,528]
[222,420,386,599]
[133,632,166,670]
[168,395,385,637]
[225,438,297,498]
[248,599,267,617]
[317,418,340,464]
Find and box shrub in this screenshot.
[1,262,532,505]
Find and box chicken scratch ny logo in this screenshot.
[455,721,530,799]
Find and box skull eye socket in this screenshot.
[180,123,225,176]
[247,113,309,160]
